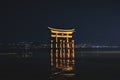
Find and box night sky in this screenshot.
[1,0,120,45]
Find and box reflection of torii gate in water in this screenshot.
[48,27,75,76]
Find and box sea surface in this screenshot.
[0,48,120,80]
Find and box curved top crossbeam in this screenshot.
[48,27,75,32]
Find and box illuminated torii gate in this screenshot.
[48,27,75,71]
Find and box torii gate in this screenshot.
[48,27,75,71]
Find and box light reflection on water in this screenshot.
[49,47,75,80]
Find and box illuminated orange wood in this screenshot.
[48,27,75,72]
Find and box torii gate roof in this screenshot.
[48,27,75,32]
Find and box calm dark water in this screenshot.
[1,49,120,80]
[0,50,49,79]
[50,49,120,80]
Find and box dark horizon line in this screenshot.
[0,41,120,45]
